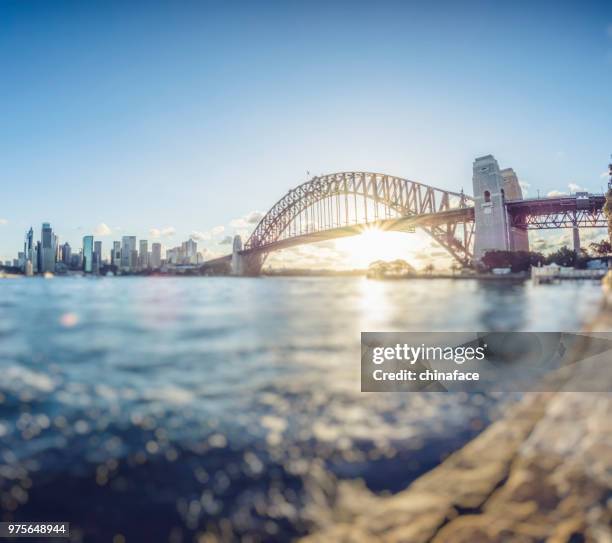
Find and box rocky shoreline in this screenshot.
[302,273,612,542]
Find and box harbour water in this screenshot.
[0,277,604,541]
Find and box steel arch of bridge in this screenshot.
[244,172,475,264]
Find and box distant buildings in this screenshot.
[13,222,211,275]
[166,239,202,265]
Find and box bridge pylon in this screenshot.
[231,235,263,276]
[473,155,528,261]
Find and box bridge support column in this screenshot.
[573,223,581,253]
[473,155,513,261]
[231,236,263,276]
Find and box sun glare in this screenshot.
[335,227,416,268]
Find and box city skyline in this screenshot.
[1,1,612,265]
[8,220,205,273]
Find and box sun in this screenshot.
[335,227,416,268]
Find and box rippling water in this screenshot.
[0,276,604,541]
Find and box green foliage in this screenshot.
[367,259,415,277]
[544,245,591,268]
[588,239,612,256]
[481,250,544,272]
[604,188,612,244]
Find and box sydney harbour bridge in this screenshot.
[203,154,608,275]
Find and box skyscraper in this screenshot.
[83,236,94,273]
[94,241,102,261]
[25,227,33,263]
[184,239,197,264]
[111,241,121,267]
[139,240,149,269]
[121,236,137,271]
[40,222,56,273]
[151,243,162,269]
[62,243,71,265]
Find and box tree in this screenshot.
[546,246,577,267]
[604,185,612,244]
[481,250,544,272]
[589,239,612,256]
[424,263,435,274]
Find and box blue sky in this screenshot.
[1,0,611,264]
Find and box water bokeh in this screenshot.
[0,277,603,541]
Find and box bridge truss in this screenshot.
[244,172,475,264]
[506,196,607,230]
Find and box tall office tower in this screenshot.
[83,236,94,273]
[34,241,41,273]
[94,240,102,269]
[121,236,137,270]
[40,222,56,272]
[111,241,121,267]
[54,234,61,262]
[130,249,138,270]
[139,240,149,269]
[151,243,162,269]
[62,243,72,265]
[25,227,34,263]
[184,239,197,264]
[92,240,102,274]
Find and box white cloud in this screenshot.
[0,218,7,225]
[547,190,566,197]
[93,222,112,236]
[547,182,591,198]
[219,235,233,245]
[190,225,225,242]
[230,211,264,229]
[190,231,211,241]
[150,226,176,238]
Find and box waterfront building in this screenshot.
[139,240,149,269]
[111,241,121,267]
[54,234,61,262]
[94,241,102,262]
[129,249,138,270]
[83,236,94,273]
[25,227,34,263]
[40,222,55,273]
[184,239,197,264]
[121,236,136,270]
[151,243,162,269]
[70,253,82,270]
[62,243,72,265]
[34,241,41,273]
